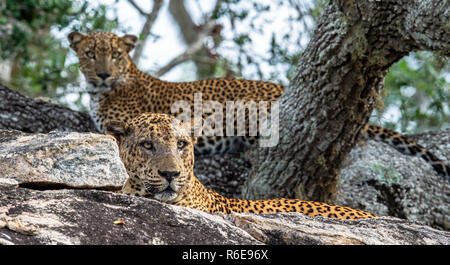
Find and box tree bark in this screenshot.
[0,84,97,133]
[241,0,450,202]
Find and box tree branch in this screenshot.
[155,19,217,77]
[165,0,222,78]
[127,0,149,17]
[129,0,165,65]
[168,0,197,44]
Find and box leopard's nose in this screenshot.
[97,72,110,80]
[158,170,180,182]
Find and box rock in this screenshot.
[336,129,450,230]
[0,130,127,190]
[226,213,450,245]
[0,186,448,245]
[0,187,259,245]
[195,152,251,198]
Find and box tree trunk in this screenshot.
[241,0,450,202]
[0,84,97,133]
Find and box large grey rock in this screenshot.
[0,186,448,245]
[336,129,450,230]
[0,187,259,245]
[226,212,449,245]
[0,130,127,190]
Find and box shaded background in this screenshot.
[0,0,448,133]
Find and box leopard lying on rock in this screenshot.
[106,113,378,220]
[68,31,449,180]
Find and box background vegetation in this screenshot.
[0,0,448,133]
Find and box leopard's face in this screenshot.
[68,32,138,93]
[106,113,197,203]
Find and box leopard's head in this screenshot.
[68,31,138,93]
[106,113,197,203]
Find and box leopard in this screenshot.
[68,31,450,181]
[105,113,378,220]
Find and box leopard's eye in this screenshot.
[111,51,121,59]
[177,140,187,150]
[140,141,154,151]
[85,51,95,58]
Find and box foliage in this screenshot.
[212,0,314,85]
[0,0,118,100]
[372,51,450,133]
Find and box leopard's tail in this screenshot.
[361,124,449,182]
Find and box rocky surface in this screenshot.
[226,212,449,245]
[336,146,450,230]
[0,187,259,245]
[0,130,127,190]
[0,129,449,244]
[195,152,251,198]
[1,186,449,245]
[335,129,450,231]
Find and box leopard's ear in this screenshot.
[105,120,129,143]
[68,32,86,51]
[121,34,138,52]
